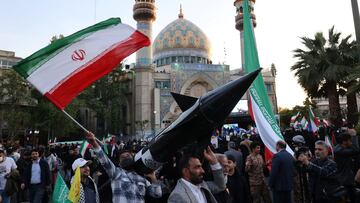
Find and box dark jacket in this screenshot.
[269,149,295,191]
[22,158,51,187]
[334,137,360,186]
[227,168,250,203]
[4,169,21,196]
[307,157,340,200]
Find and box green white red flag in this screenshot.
[290,111,300,124]
[309,107,320,133]
[325,135,334,157]
[80,140,90,157]
[13,18,150,110]
[300,116,309,130]
[243,0,293,155]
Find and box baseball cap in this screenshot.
[292,135,305,144]
[72,158,91,171]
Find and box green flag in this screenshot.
[242,0,293,155]
[52,172,71,203]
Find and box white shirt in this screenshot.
[0,157,17,190]
[181,178,207,203]
[181,163,222,203]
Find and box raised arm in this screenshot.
[86,132,117,179]
[203,146,226,193]
[306,160,337,177]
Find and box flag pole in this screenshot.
[61,110,103,144]
[62,110,89,133]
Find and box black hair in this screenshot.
[276,140,287,149]
[31,148,39,153]
[118,149,132,157]
[178,154,200,172]
[339,133,351,144]
[250,141,260,151]
[226,154,236,163]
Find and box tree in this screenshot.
[0,69,34,141]
[50,34,64,44]
[292,27,356,127]
[78,65,130,136]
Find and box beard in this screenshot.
[120,158,135,170]
[189,172,204,185]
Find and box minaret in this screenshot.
[133,0,156,135]
[234,0,256,69]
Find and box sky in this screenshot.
[0,0,358,109]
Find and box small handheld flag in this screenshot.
[68,167,81,203]
[52,172,71,203]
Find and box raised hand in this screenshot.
[203,146,218,165]
[86,131,99,148]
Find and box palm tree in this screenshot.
[292,27,355,127]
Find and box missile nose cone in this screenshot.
[199,68,261,125]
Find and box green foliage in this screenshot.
[0,69,34,140]
[50,34,64,44]
[0,63,130,143]
[291,26,357,126]
[78,65,129,135]
[278,98,318,129]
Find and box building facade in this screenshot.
[125,1,278,137]
[0,50,22,70]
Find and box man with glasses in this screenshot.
[298,140,343,203]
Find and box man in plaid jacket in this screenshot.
[86,132,162,203]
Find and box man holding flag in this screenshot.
[85,132,162,202]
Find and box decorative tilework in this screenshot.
[153,18,211,57]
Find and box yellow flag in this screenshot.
[68,167,81,203]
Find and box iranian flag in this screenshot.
[309,107,320,133]
[243,0,293,155]
[290,112,300,124]
[80,140,90,157]
[300,116,309,130]
[13,18,150,110]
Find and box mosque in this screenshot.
[120,0,278,137]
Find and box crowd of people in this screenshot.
[0,124,359,203]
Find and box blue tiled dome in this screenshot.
[153,14,212,66]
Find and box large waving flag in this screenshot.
[13,18,150,110]
[243,0,293,155]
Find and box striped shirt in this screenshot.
[93,147,162,203]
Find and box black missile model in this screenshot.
[134,68,261,174]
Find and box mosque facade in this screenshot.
[124,0,278,137]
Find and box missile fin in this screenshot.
[170,92,198,112]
